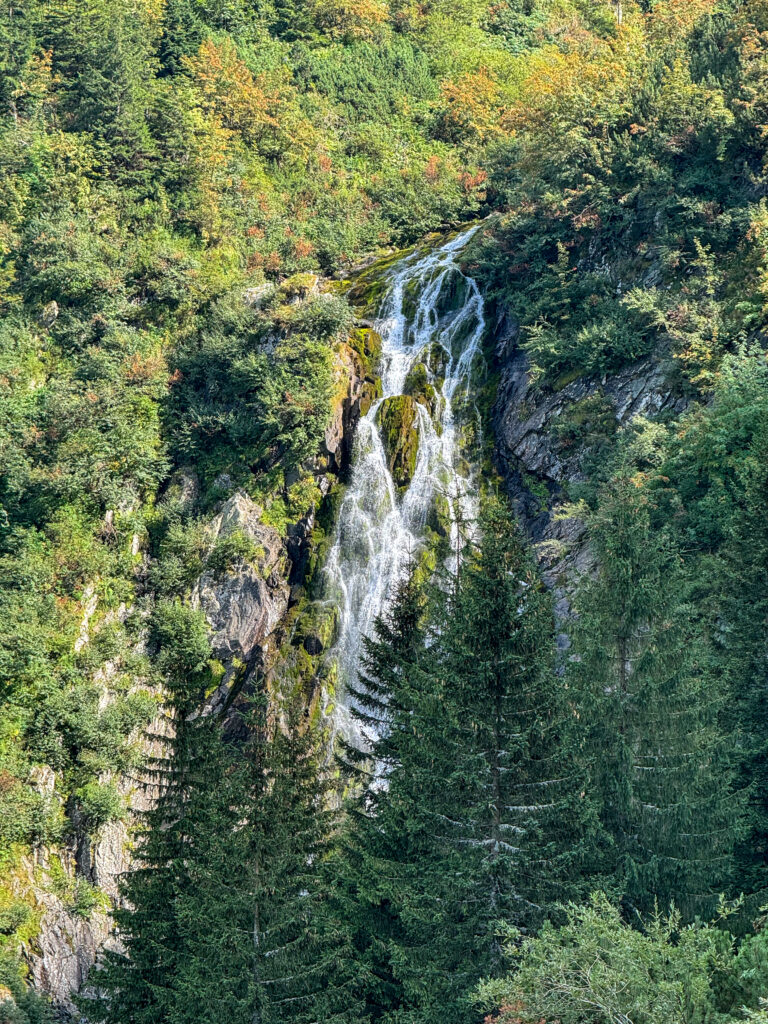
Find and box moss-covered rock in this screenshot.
[426,489,451,539]
[404,361,437,416]
[298,604,339,657]
[278,272,319,301]
[349,328,383,416]
[377,395,420,489]
[345,249,413,315]
[349,326,382,369]
[435,267,470,317]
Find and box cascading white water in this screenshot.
[323,227,486,744]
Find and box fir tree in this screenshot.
[718,419,768,904]
[243,690,363,1024]
[342,497,594,1024]
[566,475,741,919]
[333,567,427,1022]
[82,603,223,1024]
[84,605,360,1024]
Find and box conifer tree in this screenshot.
[242,690,363,1024]
[84,604,360,1024]
[566,475,740,919]
[82,602,223,1024]
[718,420,768,903]
[334,568,428,1022]
[342,497,594,1024]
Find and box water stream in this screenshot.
[323,227,486,744]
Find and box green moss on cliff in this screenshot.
[404,362,437,416]
[377,396,420,490]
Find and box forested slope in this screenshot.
[3,1,768,1022]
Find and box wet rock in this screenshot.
[377,395,420,489]
[324,339,381,474]
[191,492,290,664]
[300,604,339,657]
[404,361,437,415]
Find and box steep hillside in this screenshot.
[4,2,768,1023]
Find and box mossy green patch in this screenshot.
[404,362,437,416]
[345,247,415,315]
[278,272,318,300]
[377,395,420,490]
[297,604,339,657]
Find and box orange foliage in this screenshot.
[312,0,389,40]
[293,238,315,259]
[184,39,280,145]
[441,68,504,141]
[124,350,167,384]
[501,37,636,173]
[424,155,441,183]
[459,169,488,195]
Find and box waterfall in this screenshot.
[323,227,486,745]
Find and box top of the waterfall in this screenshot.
[390,224,481,275]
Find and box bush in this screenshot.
[477,894,768,1024]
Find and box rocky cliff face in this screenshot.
[20,729,167,1012]
[191,491,291,722]
[492,337,687,601]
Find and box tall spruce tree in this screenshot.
[334,567,427,1023]
[566,474,741,919]
[718,419,768,905]
[84,604,360,1024]
[82,602,228,1024]
[342,497,596,1024]
[242,691,363,1024]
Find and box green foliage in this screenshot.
[565,473,742,918]
[72,782,124,836]
[84,686,362,1024]
[467,0,768,389]
[0,951,53,1024]
[477,894,768,1024]
[45,856,106,919]
[376,395,420,489]
[5,0,768,1016]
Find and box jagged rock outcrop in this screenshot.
[25,874,112,1005]
[22,722,169,1014]
[493,344,688,592]
[323,331,382,475]
[191,492,291,666]
[14,288,379,1018]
